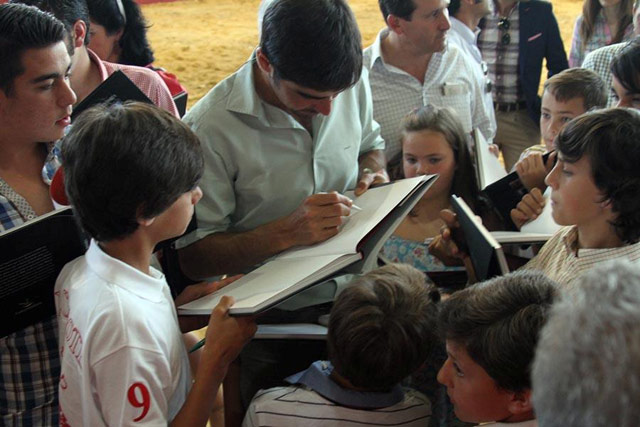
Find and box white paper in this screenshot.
[521,188,562,235]
[474,129,507,189]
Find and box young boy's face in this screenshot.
[612,75,640,110]
[540,91,586,151]
[151,186,202,240]
[437,340,516,423]
[0,41,76,144]
[544,154,611,229]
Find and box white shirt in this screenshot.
[448,17,497,136]
[55,240,191,426]
[363,28,495,160]
[448,17,483,64]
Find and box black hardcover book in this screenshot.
[71,70,152,120]
[480,152,553,230]
[0,208,87,337]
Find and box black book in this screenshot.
[0,208,86,337]
[480,152,553,230]
[72,70,152,120]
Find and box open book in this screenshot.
[0,208,86,337]
[178,175,437,315]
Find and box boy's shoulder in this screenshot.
[245,383,431,426]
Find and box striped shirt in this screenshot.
[243,361,431,427]
[568,12,633,68]
[478,4,522,104]
[0,144,61,426]
[523,226,640,291]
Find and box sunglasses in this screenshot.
[498,17,511,46]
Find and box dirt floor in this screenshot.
[143,0,583,108]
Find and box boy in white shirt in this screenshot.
[54,101,256,426]
[437,270,556,426]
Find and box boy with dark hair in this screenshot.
[55,101,256,425]
[12,0,178,114]
[437,270,556,426]
[242,263,439,426]
[0,4,75,424]
[433,108,640,290]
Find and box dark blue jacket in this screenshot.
[481,1,569,123]
[518,1,568,123]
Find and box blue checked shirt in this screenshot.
[0,142,62,426]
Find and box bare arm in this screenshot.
[179,192,353,278]
[170,296,256,427]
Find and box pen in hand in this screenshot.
[189,338,206,353]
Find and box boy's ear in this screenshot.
[507,388,533,416]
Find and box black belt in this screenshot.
[495,101,527,112]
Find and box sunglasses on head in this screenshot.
[497,17,510,45]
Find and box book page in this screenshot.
[521,188,562,235]
[278,175,431,259]
[474,129,507,189]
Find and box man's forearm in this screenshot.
[178,219,294,279]
[358,149,386,175]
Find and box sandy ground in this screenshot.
[143,0,583,108]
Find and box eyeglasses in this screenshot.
[498,17,510,46]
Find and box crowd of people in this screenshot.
[2,0,640,426]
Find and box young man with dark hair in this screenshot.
[177,0,388,408]
[477,0,568,170]
[364,0,495,161]
[56,101,256,425]
[0,4,75,424]
[437,270,556,426]
[177,0,387,280]
[11,0,178,115]
[243,263,439,426]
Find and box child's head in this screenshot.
[328,263,440,391]
[62,101,204,242]
[397,105,478,207]
[436,270,556,423]
[540,68,606,151]
[611,36,640,109]
[544,108,640,244]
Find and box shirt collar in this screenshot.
[561,226,580,254]
[87,48,110,82]
[225,51,303,130]
[366,29,389,70]
[85,239,167,302]
[286,360,405,409]
[450,17,479,45]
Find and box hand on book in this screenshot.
[354,168,389,196]
[515,151,555,191]
[428,209,469,266]
[175,275,243,332]
[279,192,354,247]
[510,188,546,230]
[488,143,500,157]
[202,296,257,368]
